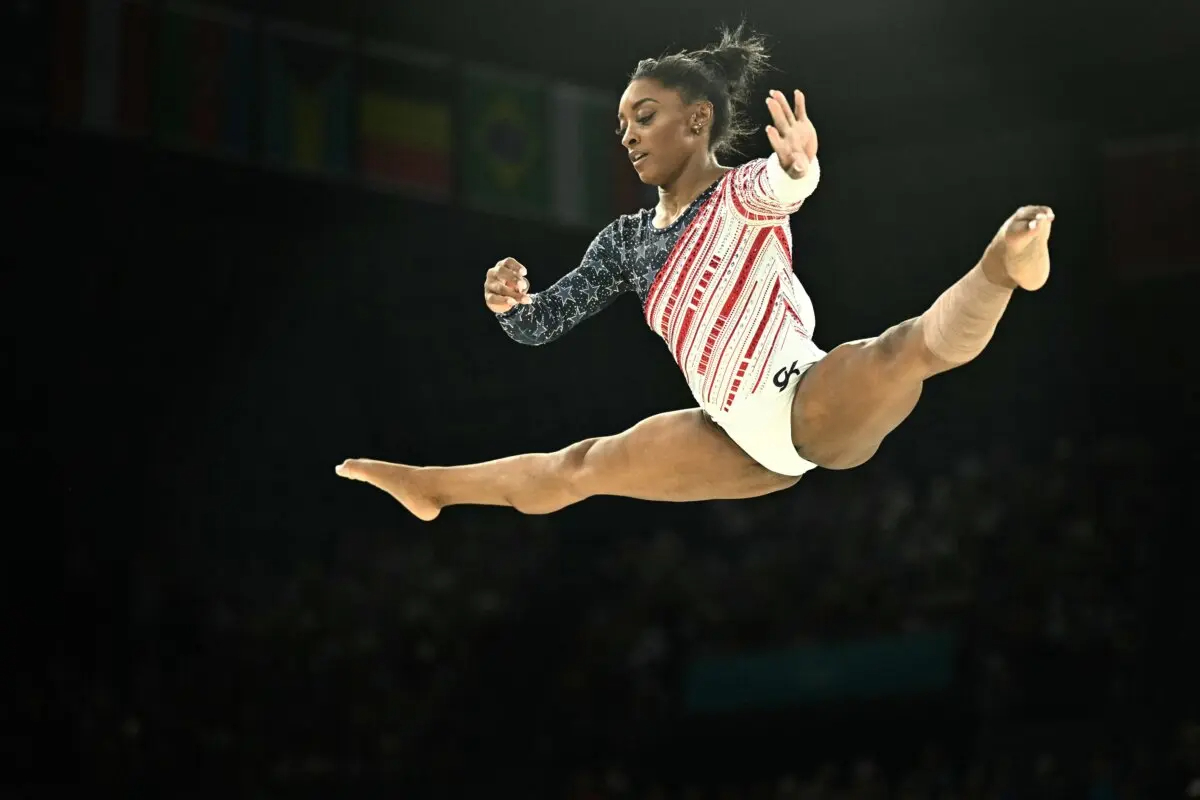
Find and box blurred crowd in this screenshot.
[549,435,1157,752]
[50,431,1190,795]
[565,723,1200,799]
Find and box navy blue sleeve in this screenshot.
[496,220,632,346]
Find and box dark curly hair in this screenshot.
[630,23,772,156]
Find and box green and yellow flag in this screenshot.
[460,64,551,218]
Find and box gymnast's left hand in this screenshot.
[765,89,818,179]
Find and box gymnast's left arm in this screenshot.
[495,221,632,347]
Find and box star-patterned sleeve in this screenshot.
[496,220,632,346]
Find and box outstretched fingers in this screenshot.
[765,123,787,154]
[793,89,807,121]
[765,89,795,132]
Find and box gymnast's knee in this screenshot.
[510,438,598,515]
[769,472,802,493]
[869,317,942,377]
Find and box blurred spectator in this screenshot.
[61,432,1173,795]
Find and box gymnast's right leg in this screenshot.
[336,409,797,521]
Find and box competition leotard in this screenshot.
[497,154,825,476]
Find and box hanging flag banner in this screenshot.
[153,1,253,158]
[460,63,552,218]
[552,82,648,228]
[50,0,153,136]
[262,19,353,176]
[358,42,453,199]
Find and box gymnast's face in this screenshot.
[617,78,712,186]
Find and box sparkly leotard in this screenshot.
[498,154,825,475]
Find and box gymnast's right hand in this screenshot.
[484,257,533,313]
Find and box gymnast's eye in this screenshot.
[616,113,655,137]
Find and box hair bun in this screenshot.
[629,22,773,156]
[692,23,769,98]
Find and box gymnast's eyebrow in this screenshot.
[617,98,660,119]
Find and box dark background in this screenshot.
[5,0,1199,796]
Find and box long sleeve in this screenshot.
[497,220,633,346]
[728,154,821,219]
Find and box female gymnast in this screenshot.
[336,25,1054,521]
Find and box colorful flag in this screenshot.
[153,1,253,157]
[50,0,153,136]
[262,21,353,176]
[460,64,551,218]
[552,83,648,228]
[358,43,453,199]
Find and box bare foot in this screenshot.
[336,459,442,521]
[983,205,1055,291]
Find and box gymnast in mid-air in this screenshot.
[337,25,1055,520]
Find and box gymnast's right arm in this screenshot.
[485,221,631,347]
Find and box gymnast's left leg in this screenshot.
[337,409,797,521]
[789,205,1055,470]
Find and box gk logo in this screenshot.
[773,361,802,391]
